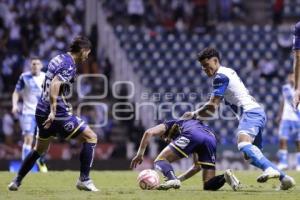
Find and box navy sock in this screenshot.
[80,143,96,181]
[154,160,177,180]
[203,175,226,190]
[16,150,40,183]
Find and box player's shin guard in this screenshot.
[16,150,41,183]
[203,175,226,191]
[154,160,177,180]
[22,144,32,161]
[238,142,285,179]
[79,143,96,181]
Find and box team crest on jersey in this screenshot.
[64,121,75,132]
[174,136,190,149]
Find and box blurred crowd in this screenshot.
[103,0,246,31]
[0,0,117,148]
[0,0,85,93]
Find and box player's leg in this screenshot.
[71,123,98,192]
[277,120,289,170]
[34,126,48,173]
[237,132,285,181]
[197,133,240,191]
[296,124,300,171]
[20,115,34,160]
[8,137,52,191]
[22,134,33,160]
[202,169,225,190]
[77,126,97,183]
[202,169,241,191]
[278,139,288,170]
[236,109,287,182]
[154,146,181,190]
[296,140,300,171]
[59,115,98,191]
[154,146,181,181]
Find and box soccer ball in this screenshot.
[137,169,160,190]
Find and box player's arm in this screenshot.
[294,51,300,90]
[130,124,167,169]
[178,153,201,182]
[193,96,222,119]
[181,73,228,120]
[12,74,25,115]
[43,75,63,129]
[12,90,21,115]
[275,98,283,126]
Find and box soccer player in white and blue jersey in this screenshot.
[12,58,47,172]
[293,21,300,107]
[182,47,295,190]
[277,72,300,171]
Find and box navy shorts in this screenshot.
[35,110,87,140]
[168,128,217,169]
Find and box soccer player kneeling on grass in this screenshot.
[8,36,99,192]
[131,119,241,191]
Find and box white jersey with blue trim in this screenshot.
[281,83,299,121]
[15,71,45,115]
[212,66,261,114]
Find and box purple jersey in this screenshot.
[164,119,214,138]
[164,119,217,169]
[36,53,76,117]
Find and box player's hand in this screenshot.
[180,111,195,120]
[11,105,20,116]
[130,154,143,169]
[294,89,300,108]
[43,112,55,129]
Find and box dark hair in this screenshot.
[30,57,41,61]
[69,36,92,53]
[198,47,220,62]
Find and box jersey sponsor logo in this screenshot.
[174,136,190,149]
[64,121,75,132]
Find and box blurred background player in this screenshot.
[276,72,300,171]
[294,21,300,106]
[12,58,47,172]
[131,119,241,191]
[182,47,295,190]
[8,36,99,192]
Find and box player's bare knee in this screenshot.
[82,128,97,143]
[34,145,47,155]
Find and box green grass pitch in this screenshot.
[0,170,299,200]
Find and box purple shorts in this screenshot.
[35,109,87,140]
[169,128,217,169]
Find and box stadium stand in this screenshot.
[114,24,294,145]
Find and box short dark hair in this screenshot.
[198,47,220,62]
[30,57,41,61]
[69,36,92,53]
